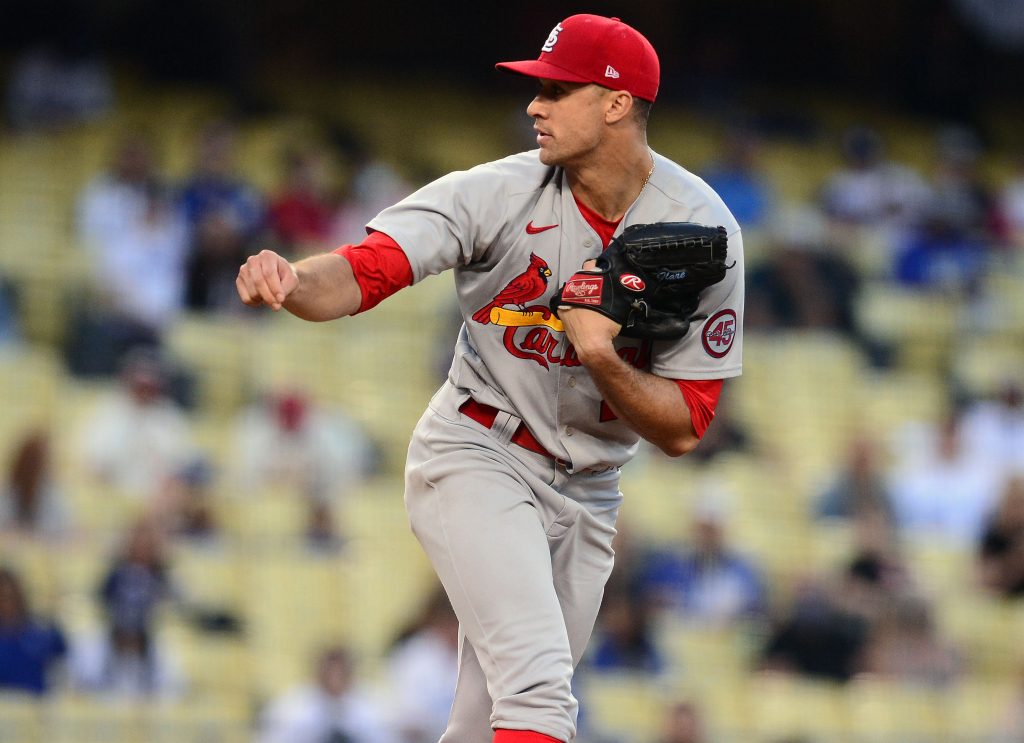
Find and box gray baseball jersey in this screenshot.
[369,148,744,473]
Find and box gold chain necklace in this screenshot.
[640,157,655,191]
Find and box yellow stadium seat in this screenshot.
[947,679,1017,740]
[171,544,246,612]
[220,488,308,543]
[657,620,753,683]
[940,595,1024,680]
[0,693,43,743]
[139,698,250,743]
[744,675,847,741]
[168,628,252,700]
[45,696,144,743]
[577,673,669,742]
[164,315,251,417]
[951,334,1024,397]
[844,679,949,741]
[854,284,959,370]
[904,536,972,597]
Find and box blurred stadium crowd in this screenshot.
[2,7,1024,743]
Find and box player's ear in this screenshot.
[604,90,635,125]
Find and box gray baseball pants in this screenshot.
[404,390,621,742]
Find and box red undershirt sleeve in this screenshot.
[674,378,724,438]
[333,230,414,313]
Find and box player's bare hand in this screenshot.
[236,250,299,311]
[560,306,621,363]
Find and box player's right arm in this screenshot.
[236,250,361,321]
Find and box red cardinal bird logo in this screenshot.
[472,253,553,324]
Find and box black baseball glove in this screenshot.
[550,222,732,340]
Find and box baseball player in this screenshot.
[236,14,744,743]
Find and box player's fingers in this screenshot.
[237,255,278,310]
[251,252,288,310]
[247,252,288,310]
[277,258,300,295]
[581,259,598,269]
[235,274,262,306]
[236,260,267,306]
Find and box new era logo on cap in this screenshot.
[495,14,660,102]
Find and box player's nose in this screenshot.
[526,96,546,119]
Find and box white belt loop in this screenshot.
[490,411,521,445]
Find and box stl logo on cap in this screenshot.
[541,22,564,53]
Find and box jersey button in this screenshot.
[566,426,575,436]
[567,376,576,388]
[583,239,594,248]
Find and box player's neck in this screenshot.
[565,141,653,222]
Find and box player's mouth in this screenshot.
[535,128,552,146]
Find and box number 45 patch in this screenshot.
[702,309,737,358]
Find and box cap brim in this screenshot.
[495,59,593,85]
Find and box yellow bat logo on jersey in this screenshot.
[488,307,564,332]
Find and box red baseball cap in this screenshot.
[496,14,660,103]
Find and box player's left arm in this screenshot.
[560,309,703,457]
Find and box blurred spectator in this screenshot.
[636,496,767,627]
[385,586,459,743]
[893,203,990,292]
[329,137,412,246]
[814,435,896,522]
[927,126,1006,240]
[653,700,708,743]
[820,127,930,230]
[978,475,1024,597]
[847,507,913,593]
[889,412,1003,544]
[230,388,376,502]
[77,135,188,325]
[268,147,336,256]
[98,517,179,639]
[745,205,861,335]
[960,380,1024,469]
[256,645,397,743]
[69,135,173,376]
[701,127,772,229]
[586,586,665,675]
[76,348,195,497]
[158,458,223,548]
[759,555,890,682]
[67,624,186,700]
[0,566,67,695]
[894,127,1007,291]
[180,121,265,312]
[0,429,71,540]
[99,509,240,641]
[1000,153,1024,247]
[0,281,20,347]
[858,592,961,688]
[4,40,112,133]
[303,499,346,555]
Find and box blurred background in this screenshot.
[1,0,1023,741]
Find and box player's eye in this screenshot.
[537,82,564,100]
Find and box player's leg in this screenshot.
[548,469,620,666]
[405,411,579,742]
[441,632,498,742]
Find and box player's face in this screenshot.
[527,79,612,167]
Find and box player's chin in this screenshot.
[536,145,562,167]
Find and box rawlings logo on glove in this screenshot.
[550,222,732,340]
